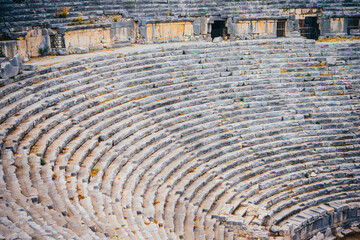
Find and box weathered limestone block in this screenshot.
[62,26,113,52]
[232,19,277,39]
[193,18,201,35]
[75,47,90,54]
[1,61,19,79]
[146,21,194,43]
[351,225,360,233]
[279,8,320,18]
[330,18,346,36]
[22,64,38,71]
[0,41,18,59]
[56,48,69,55]
[0,38,28,60]
[25,28,51,57]
[213,36,223,43]
[200,17,209,35]
[1,54,22,79]
[320,16,353,37]
[10,54,23,70]
[310,231,325,240]
[110,21,136,43]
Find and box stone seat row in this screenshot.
[1,39,360,239]
[1,38,314,102]
[3,43,340,128]
[0,44,195,236]
[282,201,360,239]
[162,127,358,219]
[0,39,330,142]
[106,68,358,237]
[92,93,358,236]
[5,87,358,238]
[4,39,344,95]
[4,110,358,238]
[190,177,360,238]
[2,61,352,165]
[1,149,93,239]
[4,116,109,238]
[3,49,358,176]
[4,65,340,159]
[0,85,231,237]
[175,154,360,236]
[202,157,360,235]
[2,51,354,163]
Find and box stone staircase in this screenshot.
[0,38,360,239]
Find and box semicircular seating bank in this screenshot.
[0,38,360,240]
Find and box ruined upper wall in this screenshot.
[1,0,360,34]
[0,0,360,60]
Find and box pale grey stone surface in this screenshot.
[1,54,23,79]
[75,47,90,54]
[213,37,223,43]
[57,48,69,55]
[0,38,360,240]
[326,57,337,66]
[1,61,19,79]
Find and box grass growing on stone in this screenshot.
[280,67,287,73]
[90,168,99,177]
[317,36,360,42]
[55,7,70,18]
[69,17,83,26]
[40,157,46,166]
[38,46,49,56]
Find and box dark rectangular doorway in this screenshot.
[211,20,227,39]
[299,17,320,40]
[347,18,359,34]
[277,20,286,37]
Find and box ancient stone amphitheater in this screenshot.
[1,0,360,240]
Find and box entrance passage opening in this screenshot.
[277,20,286,37]
[347,18,360,34]
[299,17,320,40]
[211,20,227,39]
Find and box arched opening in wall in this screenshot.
[211,20,227,39]
[277,20,286,37]
[299,17,320,39]
[347,17,360,34]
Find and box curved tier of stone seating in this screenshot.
[0,40,358,239]
[0,38,360,239]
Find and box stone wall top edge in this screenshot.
[146,18,195,24]
[233,16,289,21]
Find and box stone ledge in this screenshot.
[233,16,288,22]
[57,23,112,34]
[146,18,195,24]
